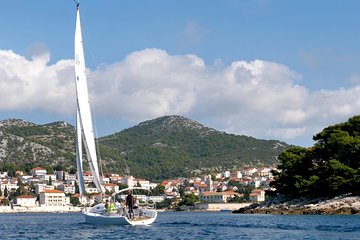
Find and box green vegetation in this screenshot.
[98,116,289,181]
[0,116,289,181]
[272,115,360,198]
[178,193,199,206]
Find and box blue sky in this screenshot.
[0,0,360,147]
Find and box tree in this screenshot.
[228,194,245,203]
[272,115,360,198]
[4,186,8,198]
[150,185,165,196]
[178,193,199,206]
[155,198,173,209]
[15,179,26,197]
[70,196,81,206]
[48,176,52,186]
[75,181,80,194]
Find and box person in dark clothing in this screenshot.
[104,199,109,212]
[126,191,134,219]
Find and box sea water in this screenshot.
[0,211,359,239]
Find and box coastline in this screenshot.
[0,205,82,213]
[233,195,360,215]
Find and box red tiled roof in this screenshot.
[31,167,46,171]
[41,189,64,194]
[17,195,36,199]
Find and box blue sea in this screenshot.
[0,211,359,239]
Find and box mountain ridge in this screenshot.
[0,115,290,181]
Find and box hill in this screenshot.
[0,116,290,181]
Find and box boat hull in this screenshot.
[83,207,157,226]
[84,211,130,225]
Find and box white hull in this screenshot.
[83,204,157,226]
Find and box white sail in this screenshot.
[74,4,157,225]
[74,5,104,194]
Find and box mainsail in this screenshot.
[74,4,104,195]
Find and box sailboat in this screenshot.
[74,3,157,225]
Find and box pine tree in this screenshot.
[4,186,8,198]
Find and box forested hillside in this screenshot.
[98,116,289,180]
[0,116,290,181]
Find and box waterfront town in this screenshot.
[0,166,276,212]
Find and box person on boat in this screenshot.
[107,200,116,214]
[126,190,135,219]
[104,199,109,212]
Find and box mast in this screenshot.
[74,4,105,194]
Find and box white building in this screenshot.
[249,189,265,202]
[30,167,47,177]
[249,180,261,188]
[15,195,37,207]
[57,184,76,195]
[232,171,243,179]
[85,187,100,194]
[82,172,94,183]
[121,176,135,188]
[0,172,8,179]
[39,189,69,206]
[136,179,150,190]
[200,191,241,203]
[35,183,55,195]
[0,180,18,193]
[222,171,231,178]
[104,183,119,193]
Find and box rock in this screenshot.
[233,195,360,215]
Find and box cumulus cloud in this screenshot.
[0,49,74,114]
[1,48,360,146]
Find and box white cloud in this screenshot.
[0,50,74,114]
[1,48,360,146]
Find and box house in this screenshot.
[258,167,273,177]
[109,175,122,184]
[82,171,93,183]
[57,184,76,194]
[200,190,241,203]
[221,171,231,178]
[104,183,119,193]
[135,179,150,190]
[249,189,265,202]
[101,176,110,184]
[249,180,261,188]
[39,189,69,206]
[71,193,89,205]
[17,175,34,184]
[121,176,136,188]
[231,171,242,179]
[35,183,55,195]
[0,179,18,193]
[15,195,37,207]
[30,167,47,177]
[0,172,8,179]
[241,168,258,177]
[85,187,100,194]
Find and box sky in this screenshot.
[0,0,360,147]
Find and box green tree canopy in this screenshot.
[272,115,360,198]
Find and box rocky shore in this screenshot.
[233,195,360,215]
